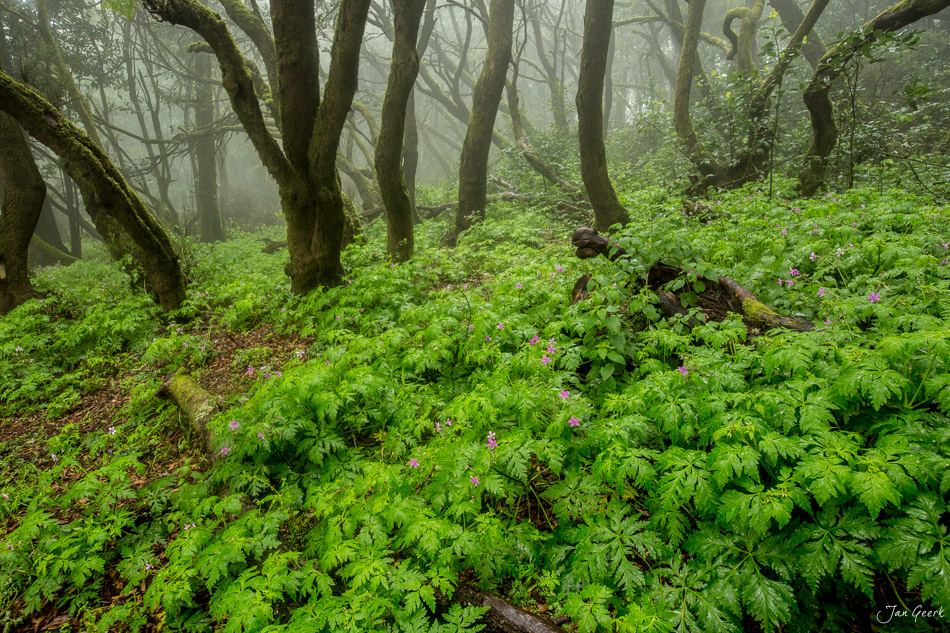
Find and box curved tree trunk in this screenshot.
[456,0,515,234]
[0,112,46,315]
[0,73,187,311]
[577,0,629,231]
[376,0,426,262]
[798,0,950,195]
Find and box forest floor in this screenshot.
[2,184,950,633]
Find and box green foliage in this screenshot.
[2,191,949,632]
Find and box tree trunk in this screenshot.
[456,0,515,233]
[769,0,826,68]
[798,0,950,195]
[32,198,69,266]
[376,0,426,262]
[529,1,569,132]
[0,113,46,315]
[0,72,187,311]
[194,51,225,242]
[577,0,629,231]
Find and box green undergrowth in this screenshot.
[2,186,950,632]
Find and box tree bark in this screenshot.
[577,0,629,231]
[376,0,426,262]
[0,112,46,315]
[798,0,950,195]
[194,51,225,242]
[0,72,187,311]
[456,0,515,234]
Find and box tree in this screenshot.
[0,112,46,315]
[672,0,829,190]
[376,0,427,262]
[577,0,629,231]
[143,0,370,293]
[0,73,187,311]
[456,0,515,234]
[798,0,950,194]
[194,49,225,242]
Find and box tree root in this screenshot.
[571,226,814,333]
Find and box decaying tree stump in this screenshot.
[157,367,219,454]
[571,226,814,333]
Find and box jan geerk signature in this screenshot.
[875,604,945,625]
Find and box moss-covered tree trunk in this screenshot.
[194,51,225,242]
[798,0,950,195]
[456,0,515,234]
[0,73,187,311]
[376,0,426,262]
[0,112,46,315]
[577,0,629,231]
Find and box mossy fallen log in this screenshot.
[156,367,218,454]
[571,226,814,333]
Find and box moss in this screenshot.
[741,299,780,324]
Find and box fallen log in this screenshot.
[444,584,568,633]
[571,226,814,333]
[259,237,288,253]
[156,367,219,455]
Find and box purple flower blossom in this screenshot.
[51,453,57,462]
[219,447,230,456]
[541,355,551,365]
[677,366,689,376]
[229,420,239,430]
[246,366,255,375]
[485,336,492,342]
[568,417,580,428]
[824,319,832,325]
[257,432,265,440]
[409,458,419,468]
[778,278,784,286]
[462,284,468,290]
[810,252,816,261]
[470,476,480,487]
[1,493,8,500]
[435,421,441,432]
[497,323,504,330]
[446,418,452,426]
[486,431,498,450]
[324,360,330,366]
[108,426,116,435]
[559,389,569,400]
[14,346,22,353]
[868,291,881,303]
[786,279,795,288]
[818,288,824,298]
[529,336,540,346]
[516,282,522,289]
[556,265,564,273]
[789,268,800,277]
